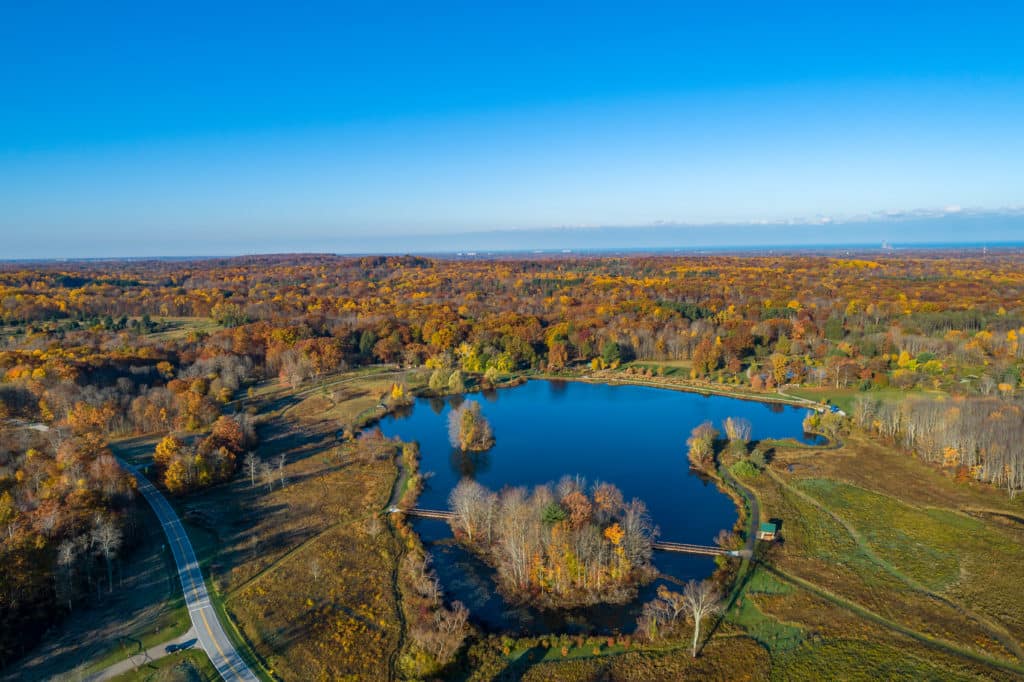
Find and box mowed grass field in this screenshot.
[730,432,1024,680]
[144,316,221,341]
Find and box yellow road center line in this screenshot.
[132,465,250,680]
[200,606,244,678]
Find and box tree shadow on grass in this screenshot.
[488,644,553,681]
[699,546,774,656]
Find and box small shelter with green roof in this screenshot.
[757,521,779,541]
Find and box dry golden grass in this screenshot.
[170,373,417,681]
[220,439,400,679]
[145,316,220,341]
[283,369,425,427]
[229,519,401,681]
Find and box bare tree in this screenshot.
[684,579,723,657]
[856,394,1024,494]
[91,515,122,593]
[243,451,259,489]
[57,538,79,611]
[619,498,657,565]
[636,600,666,641]
[448,478,488,542]
[497,486,540,589]
[432,600,469,661]
[722,416,752,455]
[402,552,442,602]
[260,461,276,492]
[276,453,287,488]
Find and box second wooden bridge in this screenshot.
[391,507,742,557]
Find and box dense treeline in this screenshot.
[854,395,1024,493]
[6,253,1024,401]
[448,477,657,608]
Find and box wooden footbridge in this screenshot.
[391,507,742,558]
[399,507,456,521]
[650,541,730,556]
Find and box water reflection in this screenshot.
[548,379,569,398]
[390,404,414,420]
[449,448,492,478]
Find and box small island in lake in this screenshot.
[447,400,495,451]
[447,477,658,609]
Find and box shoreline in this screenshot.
[386,372,771,636]
[531,370,827,412]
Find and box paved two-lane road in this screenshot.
[118,458,259,682]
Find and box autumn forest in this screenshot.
[3,251,1024,678]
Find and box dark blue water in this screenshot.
[377,379,817,634]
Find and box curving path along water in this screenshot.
[117,457,259,682]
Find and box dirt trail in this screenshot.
[385,456,409,681]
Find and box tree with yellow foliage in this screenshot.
[164,458,191,494]
[153,435,183,470]
[388,382,413,407]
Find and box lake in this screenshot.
[377,379,817,634]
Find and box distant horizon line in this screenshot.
[5,208,1024,261]
[4,240,1024,264]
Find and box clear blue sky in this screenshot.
[2,1,1023,257]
